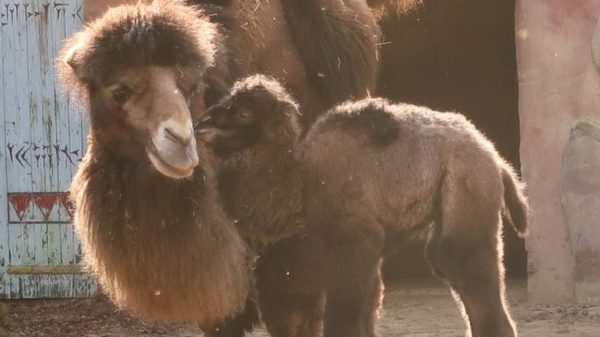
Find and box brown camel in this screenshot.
[59,1,251,324]
[59,0,420,333]
[198,75,528,337]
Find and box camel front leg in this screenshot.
[199,299,260,337]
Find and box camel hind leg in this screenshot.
[425,172,518,337]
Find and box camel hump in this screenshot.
[501,164,529,237]
[318,98,399,147]
[281,0,381,107]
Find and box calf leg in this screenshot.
[257,235,326,337]
[425,181,517,337]
[322,227,385,337]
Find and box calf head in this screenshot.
[197,75,301,156]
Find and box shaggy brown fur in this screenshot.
[60,1,250,324]
[198,76,328,337]
[279,0,380,108]
[200,76,305,246]
[199,75,528,337]
[187,0,381,129]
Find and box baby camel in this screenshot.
[198,75,528,337]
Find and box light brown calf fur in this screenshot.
[200,75,528,337]
[60,1,250,324]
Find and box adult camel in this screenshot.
[63,0,417,335]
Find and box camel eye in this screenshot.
[112,86,132,105]
[189,81,199,93]
[237,108,255,125]
[178,81,202,100]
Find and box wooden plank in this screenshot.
[61,0,83,273]
[43,1,62,271]
[7,224,21,299]
[0,0,10,299]
[26,0,50,270]
[2,1,21,298]
[45,274,74,298]
[48,1,69,292]
[66,3,91,299]
[11,273,87,299]
[33,2,54,268]
[28,0,45,193]
[66,1,86,175]
[53,2,76,296]
[7,264,84,275]
[73,273,96,298]
[8,2,35,297]
[21,223,36,265]
[9,0,34,199]
[47,223,61,265]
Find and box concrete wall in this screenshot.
[517,0,600,304]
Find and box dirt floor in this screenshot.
[2,279,599,337]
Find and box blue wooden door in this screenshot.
[0,0,95,298]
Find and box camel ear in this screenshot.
[63,41,80,68]
[61,39,91,82]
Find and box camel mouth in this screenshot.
[147,138,199,179]
[146,119,200,179]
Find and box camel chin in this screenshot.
[147,150,196,179]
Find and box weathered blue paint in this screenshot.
[0,0,94,299]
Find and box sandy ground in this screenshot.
[2,279,599,337]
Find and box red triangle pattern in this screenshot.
[8,192,72,223]
[9,193,32,221]
[34,194,58,220]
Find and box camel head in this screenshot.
[58,0,218,179]
[197,75,301,156]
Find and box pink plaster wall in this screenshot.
[516,0,600,303]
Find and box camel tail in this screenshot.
[501,164,529,237]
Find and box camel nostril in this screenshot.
[164,127,189,145]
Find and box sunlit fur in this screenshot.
[202,75,529,337]
[203,75,304,246]
[59,1,250,324]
